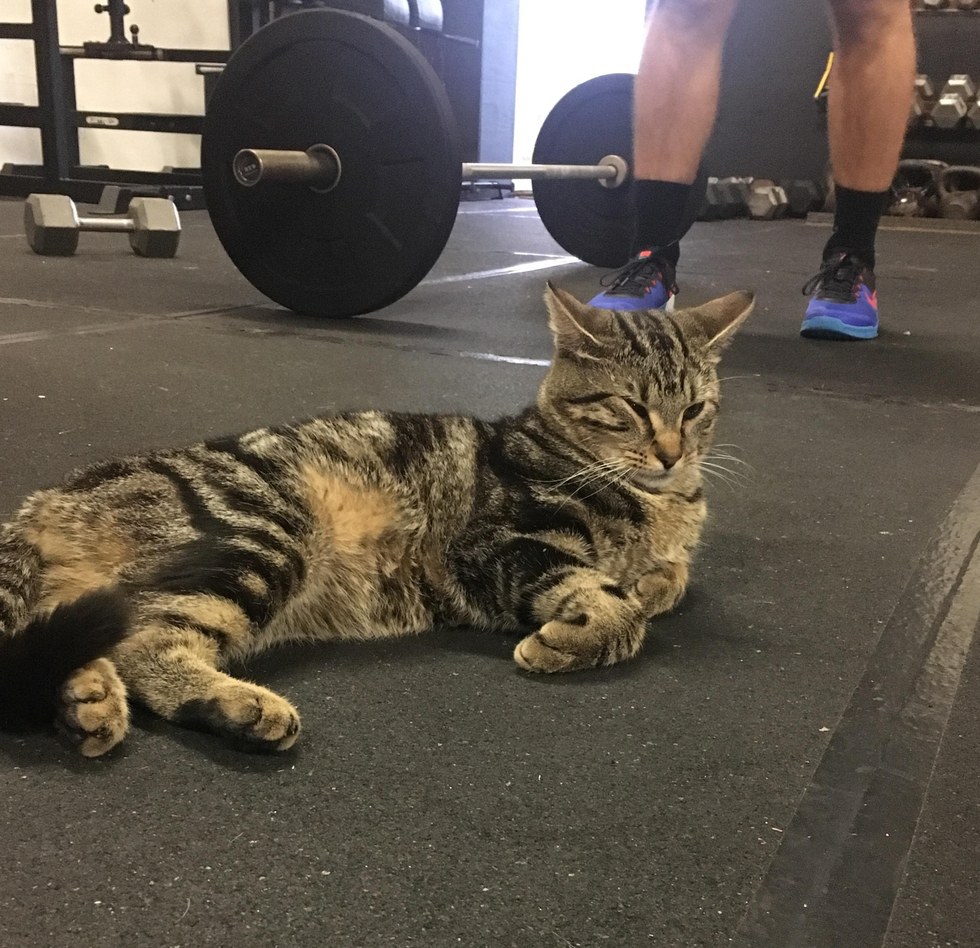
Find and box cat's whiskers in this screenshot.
[704,447,753,478]
[534,457,624,492]
[564,463,627,500]
[697,459,745,491]
[711,443,752,466]
[557,459,631,507]
[573,464,632,503]
[708,451,753,470]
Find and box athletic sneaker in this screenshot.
[800,251,879,340]
[588,249,678,311]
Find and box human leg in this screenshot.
[591,0,738,311]
[802,0,915,339]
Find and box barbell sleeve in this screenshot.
[233,145,342,190]
[231,148,629,190]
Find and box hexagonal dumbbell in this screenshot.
[781,179,826,218]
[967,96,980,129]
[931,75,977,129]
[909,75,936,127]
[697,178,725,221]
[24,193,181,257]
[697,177,753,221]
[718,177,752,217]
[746,179,789,220]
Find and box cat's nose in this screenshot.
[654,432,682,470]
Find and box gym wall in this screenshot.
[707,2,980,179]
[707,0,833,181]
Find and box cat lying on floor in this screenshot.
[0,284,753,756]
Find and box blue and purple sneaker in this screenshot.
[801,252,879,340]
[589,249,678,312]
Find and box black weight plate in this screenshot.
[532,73,706,269]
[201,10,461,318]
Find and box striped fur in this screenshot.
[0,285,753,756]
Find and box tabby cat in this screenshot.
[0,284,753,757]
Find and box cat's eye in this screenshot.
[683,401,705,421]
[623,398,648,418]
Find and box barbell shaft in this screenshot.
[232,148,629,189]
[464,162,619,181]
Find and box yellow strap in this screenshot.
[814,51,834,99]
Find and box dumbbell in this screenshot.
[967,97,980,129]
[931,75,976,128]
[24,193,181,257]
[697,178,725,221]
[781,180,825,218]
[718,177,751,217]
[909,75,936,127]
[747,179,789,220]
[937,166,980,219]
[698,178,747,220]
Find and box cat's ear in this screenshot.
[679,291,754,358]
[544,283,614,355]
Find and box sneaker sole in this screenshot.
[800,314,878,341]
[587,295,675,313]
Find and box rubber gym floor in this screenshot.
[0,194,978,948]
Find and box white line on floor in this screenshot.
[458,351,550,367]
[422,256,580,286]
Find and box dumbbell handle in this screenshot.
[233,147,630,190]
[76,215,135,233]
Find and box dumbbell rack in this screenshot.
[903,8,980,165]
[0,0,228,206]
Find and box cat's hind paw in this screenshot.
[57,658,130,757]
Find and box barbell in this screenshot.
[200,9,705,318]
[231,148,630,190]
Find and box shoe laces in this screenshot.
[599,251,678,296]
[802,252,868,302]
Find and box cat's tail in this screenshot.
[0,528,131,729]
[0,524,44,638]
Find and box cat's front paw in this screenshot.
[633,564,687,617]
[57,658,130,757]
[514,620,606,674]
[174,682,301,752]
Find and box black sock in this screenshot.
[631,179,691,266]
[823,184,889,269]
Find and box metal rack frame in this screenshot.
[0,0,229,206]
